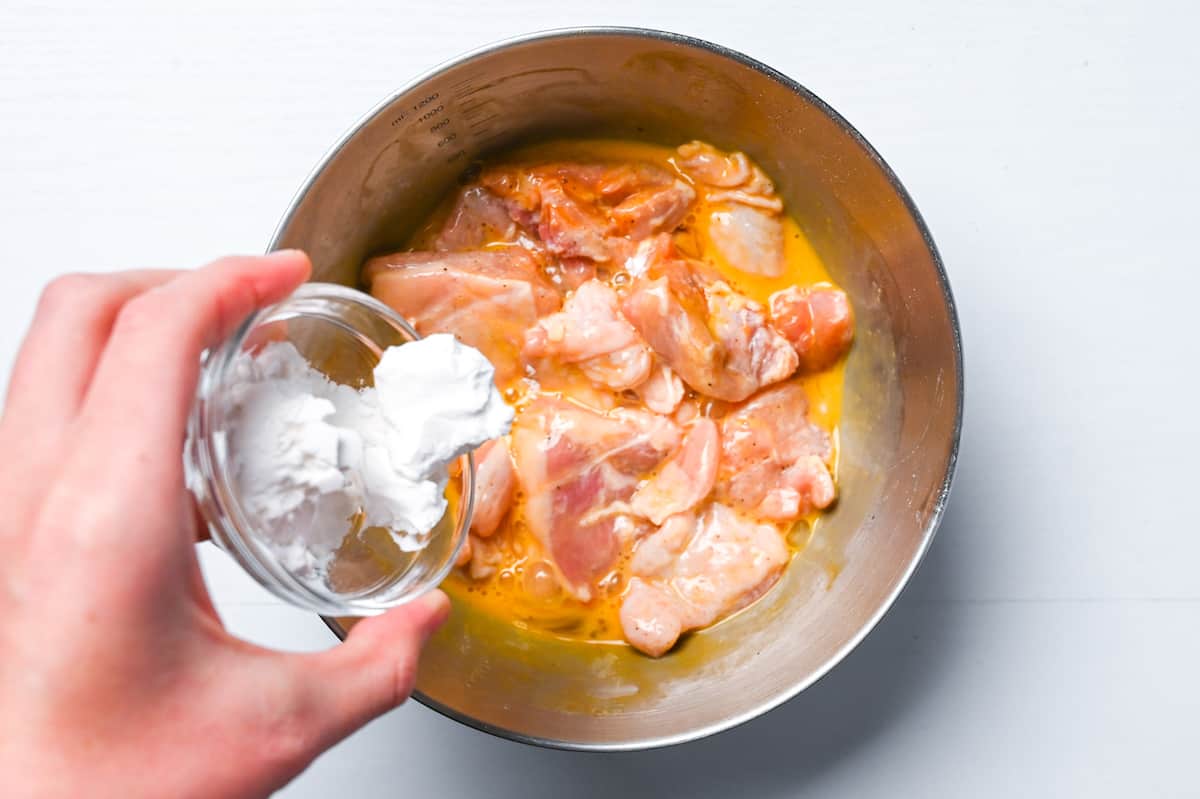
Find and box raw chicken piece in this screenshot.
[676,141,785,277]
[630,418,719,525]
[467,533,504,580]
[536,177,614,262]
[620,503,789,656]
[627,512,694,577]
[664,503,791,624]
[624,233,676,279]
[594,162,686,201]
[676,141,782,210]
[609,182,695,240]
[523,279,652,391]
[480,162,695,268]
[672,401,701,425]
[704,281,799,393]
[621,265,718,394]
[706,204,785,278]
[620,578,686,658]
[768,286,855,372]
[676,142,759,186]
[610,513,656,548]
[717,382,836,521]
[434,185,522,251]
[632,360,685,414]
[477,166,545,227]
[602,168,693,244]
[364,249,560,386]
[510,395,681,600]
[621,251,798,401]
[471,438,516,538]
[546,258,600,292]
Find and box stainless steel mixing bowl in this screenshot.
[268,27,962,751]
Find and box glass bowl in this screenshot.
[185,282,474,616]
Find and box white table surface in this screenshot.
[3,1,1198,796]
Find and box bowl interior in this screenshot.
[271,29,961,750]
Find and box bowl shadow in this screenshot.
[395,489,969,799]
[567,513,964,796]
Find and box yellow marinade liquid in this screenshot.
[410,139,847,646]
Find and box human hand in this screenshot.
[0,252,450,798]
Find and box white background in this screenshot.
[3,1,1198,796]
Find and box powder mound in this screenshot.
[222,335,512,585]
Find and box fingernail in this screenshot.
[263,249,312,272]
[265,248,306,259]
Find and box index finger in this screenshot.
[76,251,311,478]
[3,270,180,431]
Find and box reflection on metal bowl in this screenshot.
[269,27,962,751]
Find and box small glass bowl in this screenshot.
[185,283,474,616]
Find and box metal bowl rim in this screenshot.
[286,24,965,753]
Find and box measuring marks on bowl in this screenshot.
[387,88,464,165]
[386,68,597,168]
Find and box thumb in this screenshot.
[294,590,450,749]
